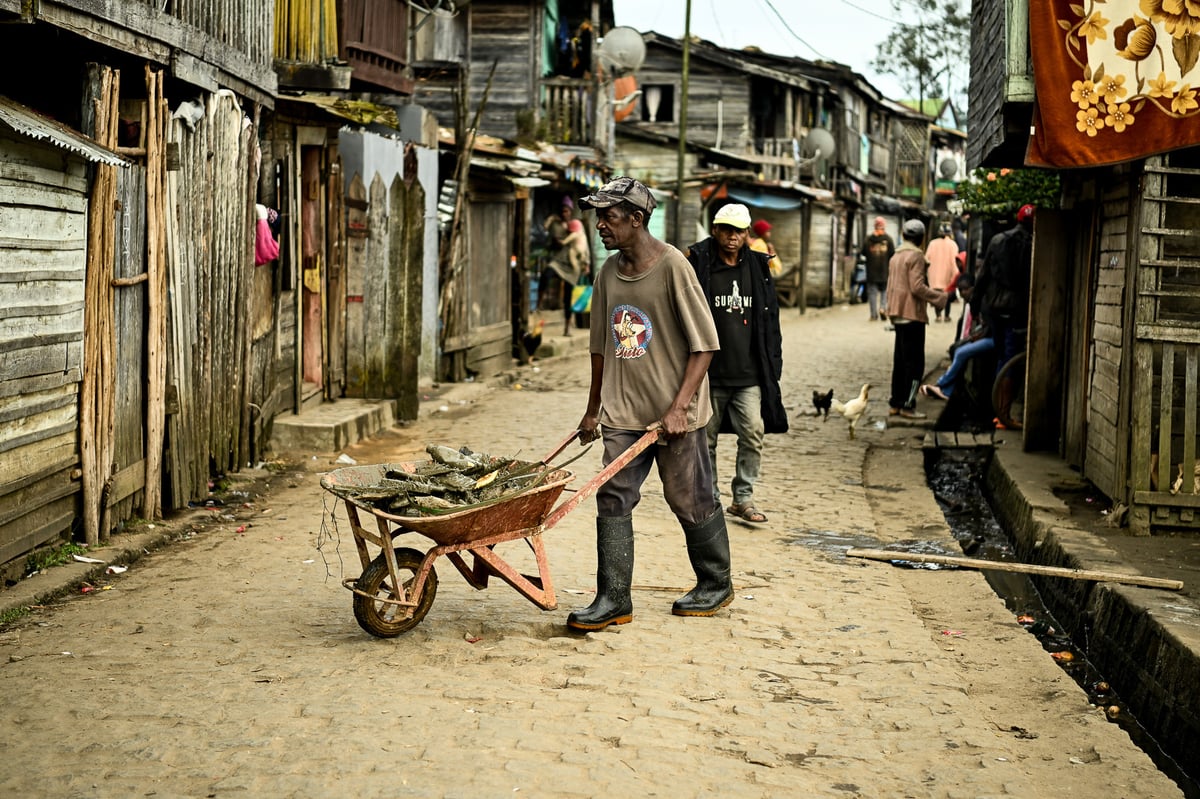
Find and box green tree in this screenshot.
[871,0,970,113]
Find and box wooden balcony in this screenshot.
[540,77,595,146]
[275,0,411,93]
[754,138,811,183]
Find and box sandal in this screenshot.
[727,503,768,523]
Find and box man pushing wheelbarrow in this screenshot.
[568,177,735,632]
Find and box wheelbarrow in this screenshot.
[319,428,660,638]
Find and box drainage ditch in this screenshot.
[927,448,1199,799]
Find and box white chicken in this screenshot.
[831,383,871,439]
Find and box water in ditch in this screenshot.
[927,447,1199,799]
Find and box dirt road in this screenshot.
[0,305,1183,798]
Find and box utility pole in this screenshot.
[673,0,692,246]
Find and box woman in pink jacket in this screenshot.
[925,224,959,322]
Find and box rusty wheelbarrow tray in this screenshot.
[319,429,659,637]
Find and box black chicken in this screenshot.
[812,388,834,421]
[520,316,545,363]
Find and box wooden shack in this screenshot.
[0,97,127,575]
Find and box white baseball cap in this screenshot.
[712,203,752,229]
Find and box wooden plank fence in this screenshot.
[1129,154,1200,532]
[164,92,258,508]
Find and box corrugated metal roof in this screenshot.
[0,96,127,167]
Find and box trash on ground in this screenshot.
[105,565,127,575]
[72,554,105,564]
[336,453,357,465]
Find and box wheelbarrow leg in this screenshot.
[457,534,558,610]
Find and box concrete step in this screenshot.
[268,398,397,455]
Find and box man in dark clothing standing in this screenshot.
[976,204,1034,373]
[859,216,895,321]
[885,219,947,418]
[685,203,787,525]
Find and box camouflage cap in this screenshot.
[580,177,657,213]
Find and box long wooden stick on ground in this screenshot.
[846,548,1184,591]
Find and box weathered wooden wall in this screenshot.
[342,168,425,414]
[110,166,148,523]
[635,49,753,152]
[0,130,87,567]
[1129,153,1200,532]
[39,0,276,103]
[967,0,1010,167]
[460,192,515,378]
[803,203,835,308]
[1084,170,1132,501]
[163,93,258,508]
[1023,208,1071,451]
[468,0,538,140]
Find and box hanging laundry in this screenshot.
[254,203,279,266]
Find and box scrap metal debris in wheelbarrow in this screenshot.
[322,443,586,518]
[318,429,660,638]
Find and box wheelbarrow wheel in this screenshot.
[352,547,437,637]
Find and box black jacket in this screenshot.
[685,239,788,434]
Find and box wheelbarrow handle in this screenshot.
[539,429,584,467]
[540,428,661,530]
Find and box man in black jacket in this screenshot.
[686,203,787,524]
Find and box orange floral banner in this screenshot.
[1028,0,1200,167]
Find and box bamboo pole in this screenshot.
[144,66,167,519]
[81,65,121,546]
[846,548,1184,591]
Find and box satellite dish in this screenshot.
[803,128,835,160]
[938,157,959,179]
[598,27,647,73]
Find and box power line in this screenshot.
[759,0,828,60]
[836,0,900,24]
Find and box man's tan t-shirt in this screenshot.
[589,247,720,432]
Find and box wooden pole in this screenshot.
[846,548,1184,591]
[673,0,692,248]
[144,65,167,519]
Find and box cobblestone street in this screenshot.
[0,304,1183,798]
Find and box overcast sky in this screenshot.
[609,0,924,102]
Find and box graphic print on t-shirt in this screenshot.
[610,305,653,359]
[714,279,750,315]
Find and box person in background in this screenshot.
[537,198,572,312]
[952,216,969,254]
[885,219,947,419]
[555,211,591,336]
[975,203,1034,373]
[926,224,960,323]
[747,219,783,277]
[567,177,732,632]
[685,204,788,526]
[859,217,894,322]
[539,198,590,335]
[919,271,992,401]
